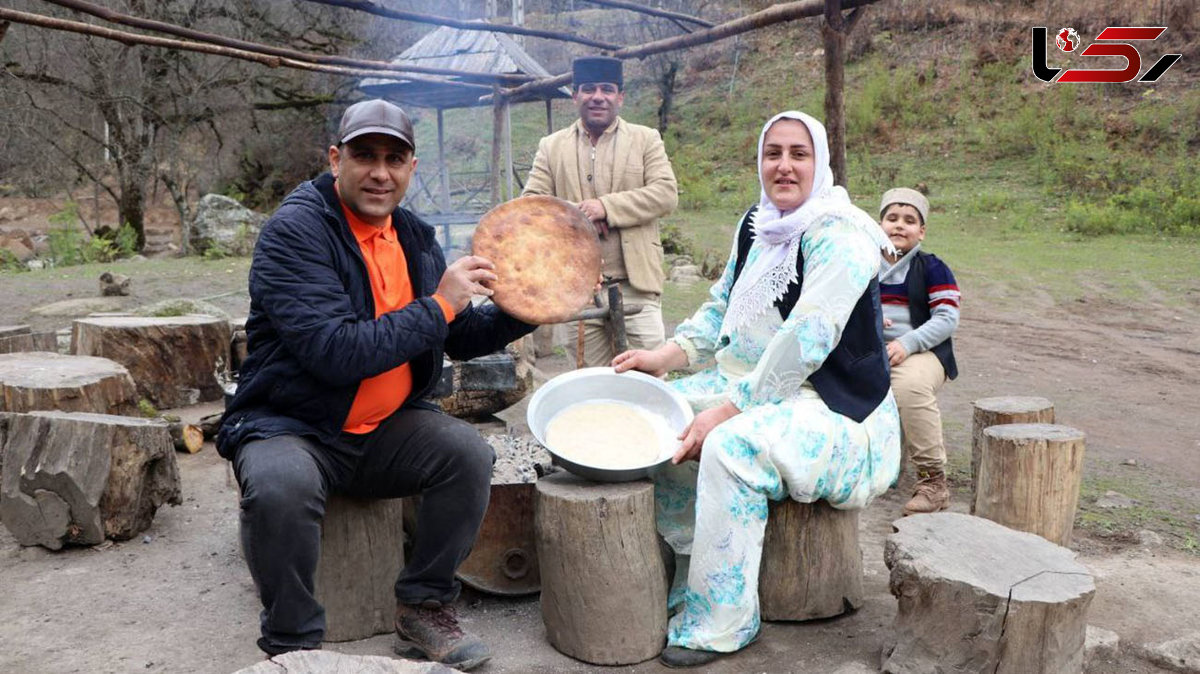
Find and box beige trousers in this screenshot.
[890,350,948,472]
[578,281,665,368]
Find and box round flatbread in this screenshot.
[472,195,601,325]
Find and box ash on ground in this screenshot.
[486,434,555,485]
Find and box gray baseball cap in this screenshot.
[337,99,415,150]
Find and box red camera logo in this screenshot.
[1032,26,1182,83]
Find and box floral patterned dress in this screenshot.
[655,210,901,652]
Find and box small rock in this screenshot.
[1085,625,1120,668]
[142,535,152,544]
[1138,632,1200,674]
[1121,458,1138,467]
[831,663,875,674]
[1095,490,1135,509]
[1137,529,1164,547]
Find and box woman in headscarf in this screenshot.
[613,111,901,667]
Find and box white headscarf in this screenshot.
[723,111,894,334]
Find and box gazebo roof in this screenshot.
[360,25,571,109]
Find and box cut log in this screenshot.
[971,396,1054,512]
[0,326,57,354]
[438,350,532,420]
[315,495,405,642]
[233,650,456,673]
[759,499,862,621]
[0,411,181,549]
[883,512,1094,674]
[976,423,1085,546]
[168,420,204,453]
[72,314,232,408]
[0,351,138,415]
[535,472,666,665]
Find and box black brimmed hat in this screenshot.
[572,56,623,89]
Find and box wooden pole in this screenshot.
[581,0,715,28]
[504,103,514,201]
[492,87,503,206]
[39,0,534,85]
[437,108,450,213]
[823,0,847,187]
[304,0,621,51]
[545,99,554,134]
[497,0,880,100]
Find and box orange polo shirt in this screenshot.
[340,199,456,434]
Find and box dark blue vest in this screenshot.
[906,252,958,380]
[730,207,890,423]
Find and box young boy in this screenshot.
[877,187,960,515]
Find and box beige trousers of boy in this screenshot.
[890,350,948,472]
[579,281,665,368]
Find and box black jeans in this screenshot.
[233,407,494,651]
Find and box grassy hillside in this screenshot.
[408,2,1199,321]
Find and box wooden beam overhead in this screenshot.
[301,0,623,52]
[0,7,492,91]
[498,0,879,100]
[581,0,714,28]
[37,0,534,85]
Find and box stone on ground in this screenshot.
[1138,632,1200,674]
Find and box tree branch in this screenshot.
[39,0,535,85]
[498,0,880,100]
[300,0,623,51]
[0,8,494,92]
[581,0,714,28]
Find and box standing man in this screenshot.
[218,99,534,671]
[523,56,679,367]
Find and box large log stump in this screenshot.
[315,496,405,642]
[971,396,1054,512]
[759,499,862,621]
[0,351,138,415]
[883,512,1094,674]
[438,350,532,420]
[976,423,1085,546]
[0,411,181,549]
[535,472,666,665]
[72,314,232,408]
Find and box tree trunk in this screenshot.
[535,472,666,665]
[0,411,181,549]
[759,499,862,621]
[315,496,405,642]
[0,352,138,415]
[656,60,678,132]
[976,423,1085,546]
[970,396,1054,512]
[883,512,1093,674]
[823,0,847,187]
[72,315,232,409]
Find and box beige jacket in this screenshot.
[522,117,678,295]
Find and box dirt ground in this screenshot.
[1,210,1199,673]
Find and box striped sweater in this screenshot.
[878,244,961,357]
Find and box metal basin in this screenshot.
[526,367,693,482]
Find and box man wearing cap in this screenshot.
[523,56,679,367]
[218,99,534,670]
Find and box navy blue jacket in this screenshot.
[217,173,535,459]
[731,207,891,423]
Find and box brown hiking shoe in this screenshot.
[903,470,950,516]
[394,601,491,671]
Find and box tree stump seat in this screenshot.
[759,498,863,621]
[0,351,137,415]
[72,314,232,409]
[315,495,405,642]
[976,423,1085,546]
[534,472,666,665]
[0,411,181,550]
[883,512,1094,674]
[970,396,1054,512]
[0,325,57,354]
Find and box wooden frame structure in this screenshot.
[2,0,879,215]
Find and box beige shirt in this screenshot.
[574,120,626,280]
